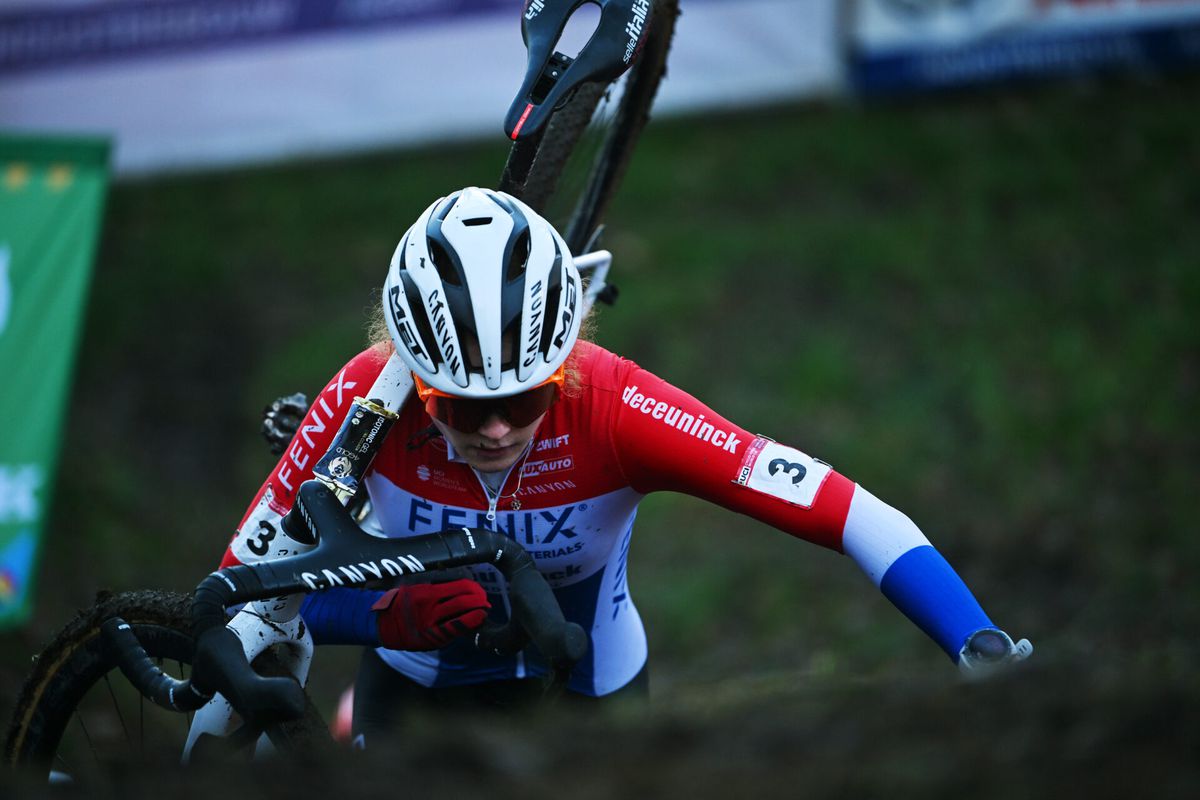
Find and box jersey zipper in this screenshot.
[474,469,507,523]
[468,445,533,679]
[470,442,533,522]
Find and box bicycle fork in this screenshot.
[181,602,314,763]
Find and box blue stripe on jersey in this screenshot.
[879,545,993,660]
[300,588,384,646]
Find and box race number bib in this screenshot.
[231,486,307,563]
[733,437,832,509]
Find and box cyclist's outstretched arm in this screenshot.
[606,359,1031,672]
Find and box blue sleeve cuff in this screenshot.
[879,545,993,660]
[300,588,385,646]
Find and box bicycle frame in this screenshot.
[183,605,313,761]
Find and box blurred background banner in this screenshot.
[0,0,840,176]
[0,135,109,630]
[847,0,1200,94]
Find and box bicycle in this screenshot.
[5,479,589,775]
[4,0,677,777]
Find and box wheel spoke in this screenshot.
[102,673,132,746]
[75,712,99,767]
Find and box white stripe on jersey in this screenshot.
[841,485,932,586]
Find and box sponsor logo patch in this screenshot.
[407,497,580,546]
[535,433,570,452]
[426,289,462,375]
[388,284,426,363]
[523,280,545,369]
[521,455,574,478]
[277,368,357,492]
[621,384,743,454]
[516,479,577,496]
[624,0,651,63]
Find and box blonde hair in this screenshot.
[365,294,596,397]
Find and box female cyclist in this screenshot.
[219,187,1031,739]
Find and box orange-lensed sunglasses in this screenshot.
[413,365,565,433]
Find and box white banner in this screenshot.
[0,0,841,175]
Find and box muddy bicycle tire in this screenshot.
[3,589,330,774]
[499,0,679,255]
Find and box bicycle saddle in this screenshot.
[505,0,657,141]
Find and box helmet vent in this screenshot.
[540,252,564,355]
[462,216,493,227]
[506,229,531,281]
[428,238,462,287]
[401,272,441,368]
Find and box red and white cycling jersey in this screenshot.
[223,341,864,695]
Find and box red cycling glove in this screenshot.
[372,579,491,651]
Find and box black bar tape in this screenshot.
[239,483,591,665]
[474,619,531,657]
[466,527,588,665]
[102,617,212,712]
[505,558,589,666]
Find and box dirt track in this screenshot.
[5,656,1196,798]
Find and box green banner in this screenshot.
[0,135,110,629]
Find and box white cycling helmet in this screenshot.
[382,187,583,398]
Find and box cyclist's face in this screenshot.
[425,333,549,471]
[430,410,545,473]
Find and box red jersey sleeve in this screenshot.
[218,347,390,568]
[607,362,856,552]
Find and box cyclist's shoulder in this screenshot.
[318,344,392,390]
[570,340,644,394]
[345,343,393,373]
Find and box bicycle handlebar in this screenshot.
[106,480,588,721]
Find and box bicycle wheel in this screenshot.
[499,0,679,255]
[3,590,329,778]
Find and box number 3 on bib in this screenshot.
[734,437,832,508]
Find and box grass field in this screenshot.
[2,73,1198,794]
